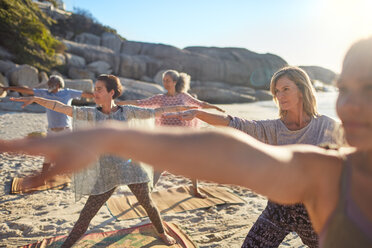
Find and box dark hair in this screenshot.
[48,75,65,88]
[163,70,191,93]
[97,74,122,99]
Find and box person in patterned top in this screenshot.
[117,70,225,198]
[10,74,197,246]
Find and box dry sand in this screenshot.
[0,96,334,248]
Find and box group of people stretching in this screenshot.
[1,36,372,248]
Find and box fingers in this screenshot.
[216,107,225,113]
[10,97,27,102]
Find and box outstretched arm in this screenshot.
[0,122,333,205]
[1,86,34,95]
[10,96,73,117]
[115,100,140,106]
[153,105,198,118]
[163,109,230,126]
[81,92,94,98]
[199,101,225,113]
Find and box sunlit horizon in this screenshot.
[63,0,372,73]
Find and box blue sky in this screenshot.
[63,0,372,73]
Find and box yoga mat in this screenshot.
[23,222,196,248]
[107,185,245,220]
[11,175,70,194]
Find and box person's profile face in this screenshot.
[336,66,372,150]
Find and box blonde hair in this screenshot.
[163,70,191,93]
[270,66,318,118]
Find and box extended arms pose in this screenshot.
[116,96,225,113]
[10,97,197,118]
[164,109,230,126]
[0,122,342,233]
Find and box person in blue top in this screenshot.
[1,75,94,173]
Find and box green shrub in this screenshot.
[0,0,63,71]
[51,7,125,41]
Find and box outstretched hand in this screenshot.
[10,97,35,108]
[214,106,225,113]
[0,131,101,189]
[163,109,197,121]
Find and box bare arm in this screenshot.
[2,123,331,205]
[115,100,140,106]
[163,109,230,126]
[1,123,342,232]
[199,101,225,113]
[1,86,34,95]
[153,105,198,118]
[10,96,73,117]
[104,127,314,204]
[81,92,94,98]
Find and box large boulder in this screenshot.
[9,65,39,87]
[39,71,49,85]
[64,79,94,93]
[0,73,9,97]
[118,77,165,100]
[0,60,16,75]
[184,47,286,88]
[153,70,166,86]
[119,41,287,89]
[87,61,112,75]
[65,53,86,68]
[300,66,337,85]
[63,40,118,70]
[190,86,256,103]
[119,54,161,80]
[101,32,122,53]
[254,90,273,101]
[68,67,95,80]
[74,32,101,46]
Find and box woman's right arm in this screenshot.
[10,96,73,117]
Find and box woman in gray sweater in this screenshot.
[163,66,342,248]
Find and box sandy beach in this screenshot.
[0,92,338,247]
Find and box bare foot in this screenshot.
[192,187,207,199]
[159,232,176,245]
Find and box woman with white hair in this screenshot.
[117,69,225,198]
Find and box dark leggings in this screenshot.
[241,201,319,248]
[61,183,165,248]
